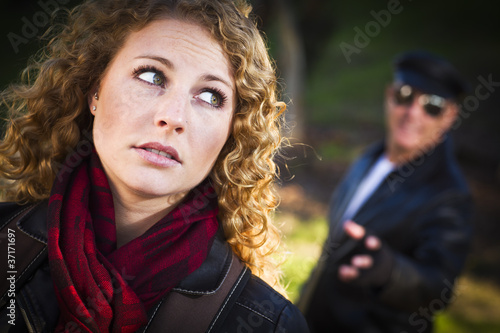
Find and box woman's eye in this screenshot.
[199,91,222,107]
[138,71,164,87]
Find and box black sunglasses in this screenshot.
[393,85,446,117]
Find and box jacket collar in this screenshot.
[172,229,234,294]
[358,134,452,182]
[17,201,233,294]
[17,200,49,244]
[385,134,453,190]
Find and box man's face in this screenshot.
[385,84,458,161]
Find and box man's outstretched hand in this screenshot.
[338,221,394,287]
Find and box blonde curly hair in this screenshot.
[0,0,287,293]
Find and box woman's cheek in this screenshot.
[104,83,162,123]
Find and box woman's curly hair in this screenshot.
[0,0,287,293]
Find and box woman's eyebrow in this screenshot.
[201,74,234,92]
[135,55,174,69]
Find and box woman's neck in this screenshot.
[111,189,187,248]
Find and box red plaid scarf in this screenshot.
[47,149,219,332]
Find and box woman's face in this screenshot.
[91,19,235,205]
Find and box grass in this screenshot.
[434,277,500,333]
[277,212,500,332]
[278,213,328,302]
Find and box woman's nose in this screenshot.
[154,93,187,134]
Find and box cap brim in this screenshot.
[395,69,457,99]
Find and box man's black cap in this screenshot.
[393,50,470,100]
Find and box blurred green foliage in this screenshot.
[300,0,500,147]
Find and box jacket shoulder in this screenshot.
[0,202,28,224]
[0,201,49,244]
[225,275,310,332]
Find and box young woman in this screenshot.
[0,0,309,332]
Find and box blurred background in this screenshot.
[1,0,499,331]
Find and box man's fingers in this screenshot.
[365,235,381,250]
[338,264,359,282]
[344,221,382,250]
[344,220,365,240]
[351,254,373,269]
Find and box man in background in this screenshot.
[298,50,473,333]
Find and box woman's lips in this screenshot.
[142,147,173,159]
[134,142,181,167]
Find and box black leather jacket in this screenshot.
[300,137,473,333]
[0,201,309,333]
